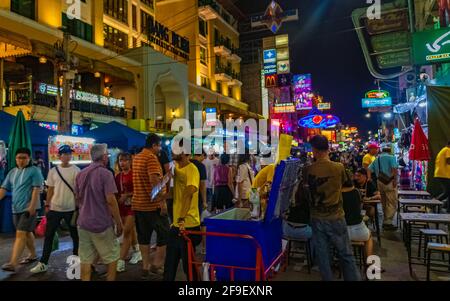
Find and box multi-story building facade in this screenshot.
[0,0,192,136]
[155,0,262,122]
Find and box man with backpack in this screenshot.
[368,144,399,231]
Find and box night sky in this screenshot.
[235,0,380,135]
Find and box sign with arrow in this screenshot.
[413,27,450,65]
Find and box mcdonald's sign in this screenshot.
[265,74,278,88]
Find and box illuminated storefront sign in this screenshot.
[263,49,277,63]
[36,82,125,108]
[317,102,331,110]
[48,135,95,165]
[273,102,295,113]
[146,15,190,60]
[293,74,313,110]
[298,112,340,129]
[362,97,392,108]
[265,74,278,88]
[277,60,290,74]
[264,63,277,75]
[38,122,84,136]
[413,27,450,65]
[277,47,289,60]
[362,89,392,108]
[277,73,292,87]
[205,108,218,126]
[365,90,390,99]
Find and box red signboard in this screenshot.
[265,74,278,88]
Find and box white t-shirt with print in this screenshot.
[203,157,220,189]
[46,165,80,212]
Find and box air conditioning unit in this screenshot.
[405,72,416,84]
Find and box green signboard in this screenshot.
[371,32,410,53]
[413,28,450,65]
[376,50,411,69]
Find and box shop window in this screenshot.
[104,0,128,25]
[132,5,137,30]
[141,0,154,10]
[199,18,208,37]
[141,10,151,34]
[104,24,129,52]
[200,46,208,65]
[201,76,209,89]
[216,82,222,94]
[62,13,93,42]
[11,0,35,20]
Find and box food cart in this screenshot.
[197,158,301,281]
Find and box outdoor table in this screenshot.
[399,199,443,214]
[400,213,450,277]
[363,199,381,247]
[398,190,431,199]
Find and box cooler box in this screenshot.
[204,159,300,280]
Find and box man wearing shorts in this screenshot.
[75,144,123,281]
[0,148,44,272]
[133,134,170,279]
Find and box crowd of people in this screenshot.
[0,134,448,281]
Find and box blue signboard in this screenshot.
[361,97,392,108]
[263,49,277,63]
[205,108,216,114]
[264,63,277,75]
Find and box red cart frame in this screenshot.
[182,230,287,281]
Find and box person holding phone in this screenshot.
[0,148,44,272]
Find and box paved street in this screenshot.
[1,220,449,281]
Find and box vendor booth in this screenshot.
[84,121,147,152]
[203,158,300,280]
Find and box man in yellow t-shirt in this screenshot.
[434,141,450,212]
[362,144,378,169]
[164,147,201,281]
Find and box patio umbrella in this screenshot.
[409,118,430,161]
[7,110,32,171]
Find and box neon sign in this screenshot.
[365,90,390,99]
[298,108,340,129]
[35,82,125,108]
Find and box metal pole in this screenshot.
[408,0,416,33]
[58,32,72,135]
[0,59,3,110]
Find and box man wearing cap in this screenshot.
[31,145,80,274]
[363,144,378,170]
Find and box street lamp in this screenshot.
[383,112,393,119]
[365,113,371,118]
[368,131,372,135]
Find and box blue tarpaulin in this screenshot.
[0,111,56,146]
[84,121,147,151]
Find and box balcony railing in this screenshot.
[198,0,238,30]
[5,81,127,118]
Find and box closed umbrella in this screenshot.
[409,118,430,190]
[409,118,430,161]
[7,110,32,171]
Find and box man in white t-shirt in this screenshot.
[202,152,219,210]
[236,154,255,208]
[31,145,80,274]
